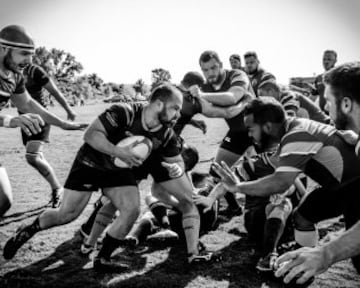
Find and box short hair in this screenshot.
[257,80,281,100]
[181,71,205,88]
[149,83,180,103]
[243,98,286,125]
[324,50,337,59]
[323,61,360,105]
[244,51,258,59]
[199,50,221,65]
[229,54,241,61]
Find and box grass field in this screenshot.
[0,103,359,288]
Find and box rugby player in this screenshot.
[4,84,216,271]
[244,51,276,96]
[0,25,87,217]
[206,98,360,284]
[304,50,337,112]
[190,50,255,216]
[21,63,77,207]
[229,54,244,71]
[275,62,360,285]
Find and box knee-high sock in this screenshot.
[97,233,129,259]
[262,218,285,256]
[182,213,200,255]
[82,198,104,235]
[86,208,115,246]
[224,192,240,209]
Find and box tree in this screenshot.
[151,68,171,91]
[88,73,104,90]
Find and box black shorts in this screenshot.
[220,130,253,155]
[21,123,51,145]
[64,151,182,191]
[297,177,360,229]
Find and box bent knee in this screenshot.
[293,207,315,230]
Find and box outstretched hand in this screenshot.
[61,121,88,131]
[212,161,241,193]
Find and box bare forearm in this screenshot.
[22,99,65,127]
[235,175,290,197]
[53,91,72,112]
[208,183,227,201]
[84,130,117,157]
[322,220,360,265]
[201,92,237,106]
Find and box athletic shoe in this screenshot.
[188,250,222,265]
[3,224,35,260]
[93,256,129,273]
[80,242,96,255]
[256,252,279,272]
[152,228,179,239]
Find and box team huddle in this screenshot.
[1,24,360,287]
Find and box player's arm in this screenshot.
[200,96,248,119]
[83,117,142,167]
[44,78,76,120]
[212,161,300,197]
[196,86,247,106]
[11,91,86,130]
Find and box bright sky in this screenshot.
[1,0,359,85]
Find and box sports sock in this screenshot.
[97,233,128,259]
[262,218,284,256]
[149,202,170,229]
[182,213,200,255]
[82,198,104,235]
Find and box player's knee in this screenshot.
[293,207,314,231]
[122,204,140,222]
[25,152,40,166]
[0,195,12,217]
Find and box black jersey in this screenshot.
[77,103,182,171]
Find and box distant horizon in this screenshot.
[1,0,359,85]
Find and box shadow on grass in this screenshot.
[0,205,48,227]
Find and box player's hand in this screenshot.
[188,85,202,99]
[161,162,183,178]
[61,121,88,131]
[115,140,144,168]
[191,119,207,134]
[274,246,330,285]
[11,113,45,136]
[212,161,241,193]
[337,130,358,146]
[192,194,214,213]
[66,109,77,121]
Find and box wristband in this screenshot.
[3,115,13,128]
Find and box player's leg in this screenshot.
[3,188,91,259]
[256,198,293,272]
[293,186,342,248]
[81,199,116,255]
[94,185,140,271]
[0,166,13,217]
[79,195,106,238]
[24,124,62,208]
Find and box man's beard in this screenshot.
[254,131,276,151]
[4,51,22,73]
[334,108,350,130]
[159,107,177,128]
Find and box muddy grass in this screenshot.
[0,103,359,288]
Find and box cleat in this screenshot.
[3,224,35,260]
[152,228,179,240]
[80,242,96,255]
[256,252,279,272]
[188,250,222,265]
[93,256,129,273]
[49,188,63,208]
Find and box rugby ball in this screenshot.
[114,135,153,168]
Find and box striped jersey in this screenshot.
[276,117,360,188]
[23,64,50,107]
[0,70,25,110]
[202,69,254,133]
[77,103,182,171]
[248,67,276,96]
